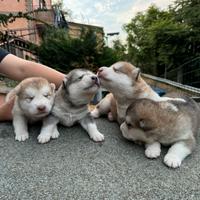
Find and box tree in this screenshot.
[36,27,119,72]
[112,39,127,61]
[124,2,200,78]
[125,6,175,75]
[170,0,200,56]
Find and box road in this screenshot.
[0,118,199,200]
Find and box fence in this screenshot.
[0,30,38,61]
[143,74,200,100]
[162,57,200,88]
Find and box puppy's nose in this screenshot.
[91,76,98,81]
[97,66,107,76]
[37,105,46,112]
[98,68,104,74]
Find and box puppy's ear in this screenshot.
[62,75,69,91]
[132,68,141,81]
[5,84,21,102]
[50,83,56,92]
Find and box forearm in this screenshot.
[0,54,65,88]
[19,60,65,88]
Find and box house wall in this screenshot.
[0,0,29,40]
[67,22,104,43]
[0,0,54,44]
[0,0,104,56]
[0,0,27,12]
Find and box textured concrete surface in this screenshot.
[0,118,200,200]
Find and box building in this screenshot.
[0,0,53,44]
[0,0,104,58]
[68,21,103,37]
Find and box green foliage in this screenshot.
[0,11,51,43]
[112,39,127,61]
[124,1,200,77]
[96,46,118,67]
[36,27,119,72]
[0,12,50,28]
[172,0,200,28]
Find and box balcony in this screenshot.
[33,9,54,25]
[32,4,54,25]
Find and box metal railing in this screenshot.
[0,32,38,61]
[162,57,200,88]
[143,73,200,98]
[32,3,52,11]
[0,28,37,42]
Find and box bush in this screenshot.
[36,27,121,73]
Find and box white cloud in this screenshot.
[116,0,175,43]
[94,2,105,12]
[117,0,175,26]
[62,0,175,45]
[94,0,122,12]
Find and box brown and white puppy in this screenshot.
[6,77,56,142]
[37,69,104,144]
[120,94,200,168]
[91,61,183,124]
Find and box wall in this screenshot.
[0,0,29,40]
[32,0,52,9]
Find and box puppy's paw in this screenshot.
[37,134,51,144]
[145,143,161,159]
[51,129,60,139]
[164,154,182,168]
[15,134,29,142]
[145,148,161,158]
[91,108,100,118]
[90,132,104,142]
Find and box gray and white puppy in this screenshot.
[120,93,200,168]
[38,69,105,143]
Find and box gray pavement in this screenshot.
[0,118,200,200]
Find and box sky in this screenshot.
[55,0,175,45]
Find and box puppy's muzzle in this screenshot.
[37,105,46,113]
[91,76,100,87]
[97,67,104,77]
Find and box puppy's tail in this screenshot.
[5,85,20,102]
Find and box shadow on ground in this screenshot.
[0,118,199,200]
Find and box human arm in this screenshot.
[0,53,65,88]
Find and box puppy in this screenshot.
[37,69,105,144]
[6,77,56,142]
[91,61,183,124]
[120,94,200,168]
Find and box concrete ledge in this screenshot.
[142,74,200,98]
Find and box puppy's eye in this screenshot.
[44,93,50,98]
[26,96,34,101]
[126,121,132,128]
[113,68,120,73]
[78,75,84,80]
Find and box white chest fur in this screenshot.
[52,104,89,127]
